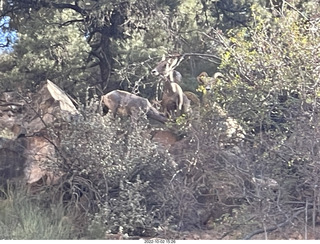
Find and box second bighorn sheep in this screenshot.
[196,71,224,105]
[101,90,167,123]
[197,71,224,91]
[151,55,190,117]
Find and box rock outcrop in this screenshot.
[0,80,78,184]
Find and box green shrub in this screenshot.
[51,104,179,237]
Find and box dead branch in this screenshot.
[243,208,305,240]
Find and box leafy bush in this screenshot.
[50,102,181,236]
[189,3,320,239]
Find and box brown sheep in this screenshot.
[151,55,190,118]
[101,90,167,123]
[197,71,224,91]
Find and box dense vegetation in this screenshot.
[1,0,320,240]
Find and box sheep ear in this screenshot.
[161,54,166,61]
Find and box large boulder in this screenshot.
[0,80,78,184]
[24,80,78,135]
[23,136,61,184]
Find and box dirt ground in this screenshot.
[131,224,320,240]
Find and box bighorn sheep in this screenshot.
[100,90,167,123]
[196,71,224,105]
[197,71,224,92]
[151,55,190,117]
[151,56,183,83]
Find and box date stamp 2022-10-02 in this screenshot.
[144,239,176,244]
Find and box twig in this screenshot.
[283,0,309,20]
[243,209,305,240]
[180,52,222,61]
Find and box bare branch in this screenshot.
[57,18,84,27]
[0,37,10,48]
[243,209,305,240]
[178,52,222,62]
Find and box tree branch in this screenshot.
[182,52,222,61]
[243,209,305,240]
[58,19,84,27]
[0,37,10,48]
